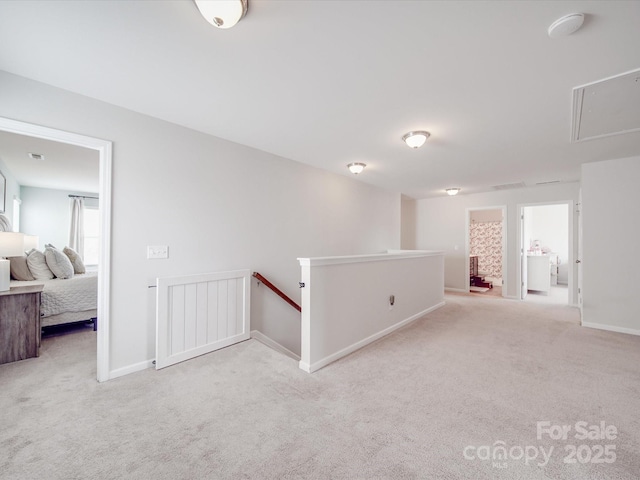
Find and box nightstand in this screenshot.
[0,284,44,364]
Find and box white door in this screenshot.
[521,208,528,299]
[155,270,251,369]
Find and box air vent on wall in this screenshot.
[572,68,640,142]
[491,182,526,191]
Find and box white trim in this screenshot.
[251,330,300,361]
[298,250,443,267]
[97,141,112,382]
[109,359,155,380]
[0,117,112,383]
[445,287,467,293]
[299,301,445,373]
[582,322,640,337]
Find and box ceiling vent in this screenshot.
[572,68,640,142]
[491,182,526,191]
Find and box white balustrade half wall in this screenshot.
[297,250,445,373]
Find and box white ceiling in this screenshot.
[0,0,638,198]
[0,131,99,192]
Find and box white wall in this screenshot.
[581,156,640,334]
[0,71,401,374]
[470,208,502,223]
[20,186,98,249]
[400,195,417,249]
[526,204,569,284]
[413,183,579,302]
[299,252,444,372]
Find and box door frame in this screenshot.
[465,205,507,296]
[577,190,583,319]
[516,200,575,306]
[0,116,112,382]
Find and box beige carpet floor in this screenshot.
[1,294,639,479]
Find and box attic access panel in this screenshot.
[571,68,640,142]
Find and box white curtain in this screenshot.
[69,197,85,258]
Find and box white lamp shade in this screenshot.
[0,232,25,257]
[195,0,247,29]
[402,131,430,149]
[347,163,366,174]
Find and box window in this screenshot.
[83,206,100,265]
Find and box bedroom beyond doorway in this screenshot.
[521,203,570,306]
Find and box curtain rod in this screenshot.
[68,194,99,200]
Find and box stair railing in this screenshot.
[252,272,301,313]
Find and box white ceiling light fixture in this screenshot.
[347,163,366,175]
[445,188,460,196]
[402,131,430,149]
[194,0,248,29]
[548,13,585,39]
[28,153,44,160]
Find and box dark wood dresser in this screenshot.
[0,284,44,364]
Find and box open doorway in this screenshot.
[519,203,571,305]
[466,206,507,298]
[0,117,112,382]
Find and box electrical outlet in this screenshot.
[147,245,169,259]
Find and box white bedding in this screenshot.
[11,272,98,317]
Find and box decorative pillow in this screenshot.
[8,255,35,281]
[63,246,86,274]
[45,245,74,279]
[26,249,55,280]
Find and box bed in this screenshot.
[11,272,98,329]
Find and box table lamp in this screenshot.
[0,232,25,291]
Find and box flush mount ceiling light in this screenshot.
[445,188,461,196]
[347,163,366,175]
[28,152,44,160]
[194,0,248,29]
[402,131,430,149]
[548,13,584,38]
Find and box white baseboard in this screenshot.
[582,322,640,337]
[251,330,301,361]
[299,361,312,373]
[109,359,154,380]
[301,301,446,373]
[445,287,467,293]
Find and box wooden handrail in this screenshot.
[252,272,301,313]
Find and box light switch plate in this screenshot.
[147,245,169,259]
